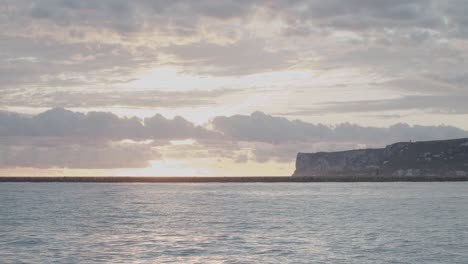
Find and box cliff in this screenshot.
[292,138,468,179]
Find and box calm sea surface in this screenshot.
[1,182,467,263]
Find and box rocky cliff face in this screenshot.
[292,138,468,178]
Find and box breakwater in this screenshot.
[1,175,468,182]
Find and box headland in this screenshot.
[293,138,468,180]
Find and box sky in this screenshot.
[2,0,468,176]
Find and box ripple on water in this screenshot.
[0,182,468,263]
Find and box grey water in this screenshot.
[1,183,467,263]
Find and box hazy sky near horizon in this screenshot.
[2,0,468,176]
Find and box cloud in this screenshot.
[0,1,461,75]
[2,0,468,117]
[163,39,296,75]
[212,112,468,163]
[1,109,468,168]
[213,111,331,143]
[282,95,468,116]
[0,108,219,168]
[12,0,454,36]
[0,89,239,108]
[0,140,158,169]
[280,0,444,31]
[21,0,260,34]
[0,108,218,140]
[249,141,369,163]
[213,111,468,145]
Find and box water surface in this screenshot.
[1,182,467,263]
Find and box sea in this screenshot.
[1,182,467,263]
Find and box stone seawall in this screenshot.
[292,138,468,178]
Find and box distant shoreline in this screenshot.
[1,176,468,183]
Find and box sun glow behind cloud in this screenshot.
[124,66,322,91]
[81,66,394,125]
[114,159,294,177]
